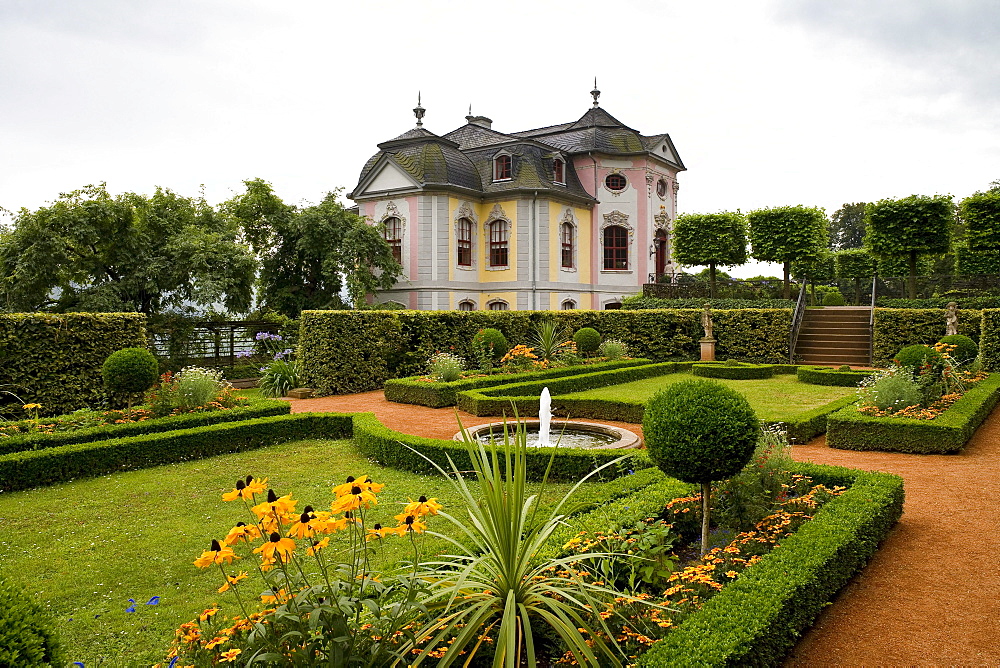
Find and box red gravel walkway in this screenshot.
[284,390,1000,665]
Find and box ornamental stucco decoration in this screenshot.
[601,210,634,236]
[654,210,671,231]
[380,200,407,234]
[455,201,478,225]
[484,203,510,233]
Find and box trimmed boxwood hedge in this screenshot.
[826,373,1000,453]
[383,359,650,408]
[0,411,650,492]
[0,400,291,456]
[635,464,904,666]
[457,362,687,416]
[0,575,63,667]
[0,312,148,417]
[796,365,874,387]
[692,363,774,380]
[782,395,858,444]
[299,309,793,396]
[982,309,1000,371]
[872,308,981,366]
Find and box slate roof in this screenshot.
[351,106,683,200]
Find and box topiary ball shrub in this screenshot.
[573,327,602,355]
[838,364,853,372]
[724,359,740,366]
[894,344,945,375]
[643,379,760,554]
[938,335,978,364]
[102,347,159,402]
[472,328,509,362]
[822,291,847,306]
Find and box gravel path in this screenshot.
[284,390,1000,665]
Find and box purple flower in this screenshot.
[146,596,160,605]
[235,350,252,359]
[125,598,136,613]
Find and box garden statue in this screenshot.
[946,302,959,336]
[701,304,714,340]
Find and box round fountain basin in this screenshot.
[455,420,642,450]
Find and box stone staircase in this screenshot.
[793,307,872,366]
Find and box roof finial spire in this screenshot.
[413,92,425,128]
[591,78,600,107]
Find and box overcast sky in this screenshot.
[2,0,997,278]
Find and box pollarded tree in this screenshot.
[672,212,747,298]
[643,379,759,556]
[791,249,834,305]
[960,188,1000,262]
[864,194,953,299]
[834,248,876,305]
[747,205,829,299]
[954,241,1000,276]
[0,184,254,314]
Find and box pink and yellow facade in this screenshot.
[349,94,684,310]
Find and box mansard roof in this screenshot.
[351,104,683,201]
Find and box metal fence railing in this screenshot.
[147,321,283,369]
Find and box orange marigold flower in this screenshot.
[403,495,443,517]
[220,648,242,662]
[193,540,238,569]
[205,636,228,649]
[199,607,221,621]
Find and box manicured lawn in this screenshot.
[562,372,856,422]
[0,438,587,666]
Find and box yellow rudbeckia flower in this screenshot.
[193,540,238,568]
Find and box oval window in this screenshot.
[656,179,667,198]
[605,173,627,191]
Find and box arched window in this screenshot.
[488,220,508,267]
[458,300,475,311]
[604,301,622,310]
[605,173,627,192]
[488,299,509,311]
[383,216,402,264]
[561,299,576,310]
[494,154,512,181]
[553,158,565,184]
[560,222,574,269]
[456,217,473,267]
[603,225,629,270]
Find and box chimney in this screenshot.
[466,114,493,129]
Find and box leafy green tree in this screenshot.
[0,184,254,314]
[223,179,403,318]
[834,249,876,305]
[747,205,829,299]
[792,250,834,305]
[864,195,953,299]
[672,212,747,298]
[960,188,1000,257]
[829,202,867,250]
[954,241,1000,276]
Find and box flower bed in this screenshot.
[383,358,650,408]
[826,372,1000,453]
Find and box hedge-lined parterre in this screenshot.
[692,362,775,380]
[796,365,875,387]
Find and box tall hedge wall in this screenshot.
[872,308,981,366]
[980,309,1000,371]
[0,313,148,417]
[299,309,792,395]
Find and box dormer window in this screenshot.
[494,154,512,181]
[553,158,565,184]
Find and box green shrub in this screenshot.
[574,327,602,354]
[877,297,1000,309]
[0,313,148,417]
[715,426,795,531]
[0,576,62,667]
[692,362,774,380]
[822,291,847,306]
[259,359,301,398]
[838,364,852,372]
[938,334,978,364]
[894,344,946,381]
[857,368,923,411]
[102,347,159,401]
[643,379,759,553]
[983,309,1000,371]
[724,358,739,366]
[472,327,509,362]
[598,338,628,360]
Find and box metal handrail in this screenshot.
[788,277,808,363]
[869,273,878,365]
